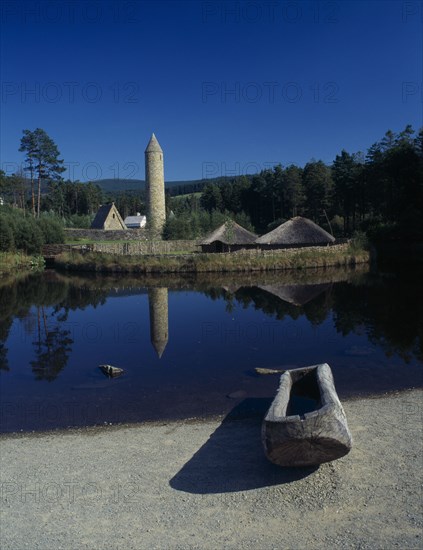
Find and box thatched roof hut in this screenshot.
[201,221,257,253]
[255,216,335,247]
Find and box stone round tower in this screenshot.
[145,133,165,237]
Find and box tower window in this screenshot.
[113,214,115,219]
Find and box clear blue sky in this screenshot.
[1,0,421,182]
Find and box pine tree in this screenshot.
[19,129,65,217]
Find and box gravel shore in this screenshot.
[1,390,422,550]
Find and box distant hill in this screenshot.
[90,178,207,192]
[88,176,249,196]
[89,178,144,192]
[2,175,252,199]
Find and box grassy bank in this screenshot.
[0,252,45,276]
[55,243,370,274]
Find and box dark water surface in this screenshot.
[0,265,421,433]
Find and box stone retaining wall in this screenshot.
[91,240,201,255]
[61,232,351,257]
[53,240,348,256]
[65,228,146,241]
[231,242,351,256]
[89,241,350,257]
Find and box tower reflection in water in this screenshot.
[145,282,331,359]
[148,287,169,358]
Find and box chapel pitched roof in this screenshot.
[90,203,126,229]
[91,204,114,229]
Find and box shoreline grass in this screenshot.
[55,244,370,274]
[0,252,45,276]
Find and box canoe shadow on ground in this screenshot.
[170,398,318,494]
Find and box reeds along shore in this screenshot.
[54,243,370,274]
[0,252,44,276]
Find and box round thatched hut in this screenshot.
[255,216,335,249]
[200,221,257,253]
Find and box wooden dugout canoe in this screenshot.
[262,363,352,467]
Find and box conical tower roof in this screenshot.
[145,133,163,153]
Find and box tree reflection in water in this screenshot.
[0,272,110,380]
[202,268,423,364]
[0,266,422,381]
[30,306,73,382]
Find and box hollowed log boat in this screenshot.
[262,363,352,467]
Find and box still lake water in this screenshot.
[0,265,422,433]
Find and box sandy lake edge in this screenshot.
[1,389,422,550]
